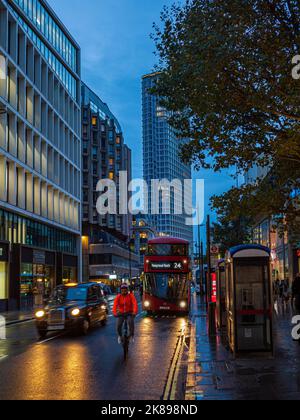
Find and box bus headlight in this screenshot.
[144,301,151,308]
[35,310,45,319]
[180,301,187,309]
[71,308,80,317]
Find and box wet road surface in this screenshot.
[0,302,188,400]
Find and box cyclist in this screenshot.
[113,283,138,344]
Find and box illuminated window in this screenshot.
[139,221,146,227]
[92,116,97,127]
[109,158,114,165]
[116,137,121,144]
[140,233,148,239]
[0,262,8,299]
[109,172,114,180]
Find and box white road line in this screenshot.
[7,319,34,327]
[0,355,8,362]
[37,333,65,345]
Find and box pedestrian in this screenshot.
[139,283,144,299]
[283,279,290,304]
[273,279,280,301]
[278,280,283,303]
[292,274,300,314]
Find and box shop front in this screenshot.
[56,253,78,286]
[10,245,56,311]
[0,242,9,312]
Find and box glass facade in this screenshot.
[142,73,194,243]
[0,262,8,300]
[0,209,77,254]
[20,263,54,308]
[254,218,290,282]
[12,0,77,72]
[11,14,77,98]
[8,0,79,99]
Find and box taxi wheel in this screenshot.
[100,318,107,327]
[38,329,47,340]
[80,319,90,336]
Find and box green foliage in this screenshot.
[212,219,252,257]
[152,0,300,228]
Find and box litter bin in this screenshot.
[225,245,273,357]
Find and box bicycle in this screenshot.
[119,313,133,361]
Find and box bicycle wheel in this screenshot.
[123,337,129,361]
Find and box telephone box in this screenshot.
[216,260,226,330]
[225,245,273,356]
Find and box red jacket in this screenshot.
[113,293,138,316]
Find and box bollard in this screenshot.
[0,315,6,340]
[208,302,216,336]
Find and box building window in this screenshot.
[92,116,97,127]
[0,262,8,300]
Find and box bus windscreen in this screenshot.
[144,273,189,301]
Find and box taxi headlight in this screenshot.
[101,305,107,310]
[180,301,187,309]
[71,308,80,317]
[35,310,45,319]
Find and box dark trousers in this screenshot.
[117,315,135,338]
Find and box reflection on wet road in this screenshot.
[0,308,188,400]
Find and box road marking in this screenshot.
[0,355,8,362]
[37,333,65,345]
[162,327,186,400]
[6,319,34,328]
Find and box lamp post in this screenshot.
[197,224,205,295]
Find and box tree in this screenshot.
[152,0,300,226]
[212,218,252,257]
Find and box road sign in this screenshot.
[210,245,219,255]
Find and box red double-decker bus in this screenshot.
[143,237,191,315]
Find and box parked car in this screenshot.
[34,283,108,339]
[99,283,113,297]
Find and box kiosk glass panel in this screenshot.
[235,261,271,351]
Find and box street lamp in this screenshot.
[196,224,205,295]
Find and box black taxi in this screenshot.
[34,283,108,338]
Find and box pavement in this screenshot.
[2,310,35,325]
[185,295,300,400]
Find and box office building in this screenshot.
[142,72,193,244]
[81,83,139,284]
[130,214,157,272]
[0,0,81,311]
[245,166,300,283]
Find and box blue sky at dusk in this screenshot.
[48,0,235,225]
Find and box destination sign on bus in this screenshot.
[149,262,184,271]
